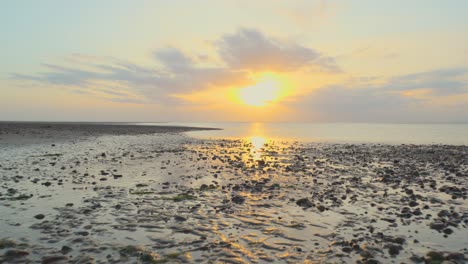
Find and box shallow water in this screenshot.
[132,122,468,145]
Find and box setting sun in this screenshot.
[237,73,288,107]
[239,79,279,106]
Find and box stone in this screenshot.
[174,216,187,222]
[296,198,313,208]
[231,195,245,204]
[388,244,401,255]
[42,255,69,264]
[34,214,45,220]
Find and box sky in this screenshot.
[1,0,468,123]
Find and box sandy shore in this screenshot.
[0,123,466,263]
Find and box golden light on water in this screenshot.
[247,123,267,160]
[249,135,267,160]
[250,136,267,151]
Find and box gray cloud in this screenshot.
[291,86,413,122]
[289,68,468,122]
[11,55,247,104]
[384,68,468,96]
[153,48,194,71]
[216,28,340,72]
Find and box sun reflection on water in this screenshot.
[249,136,266,160]
[247,123,268,161]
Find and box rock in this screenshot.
[296,198,313,208]
[316,204,326,212]
[445,252,466,263]
[443,228,453,235]
[362,259,379,264]
[360,250,374,259]
[75,231,89,236]
[430,222,446,231]
[430,197,442,204]
[426,251,445,263]
[409,201,419,207]
[231,195,245,204]
[412,208,422,216]
[388,244,401,255]
[342,246,352,253]
[60,246,72,254]
[390,237,405,245]
[438,210,450,218]
[409,255,424,262]
[4,249,29,259]
[174,216,187,222]
[42,255,68,264]
[34,214,45,220]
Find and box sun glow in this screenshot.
[237,73,288,107]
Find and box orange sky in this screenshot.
[1,1,467,122]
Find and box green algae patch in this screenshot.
[0,194,33,201]
[129,190,154,195]
[161,193,197,202]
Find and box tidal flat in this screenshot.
[0,123,466,263]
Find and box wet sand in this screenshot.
[0,123,466,263]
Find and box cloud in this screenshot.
[12,28,338,105]
[288,68,468,122]
[291,86,413,122]
[11,54,247,104]
[384,68,468,96]
[216,28,339,72]
[153,48,194,71]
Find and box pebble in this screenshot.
[296,198,313,208]
[34,214,45,220]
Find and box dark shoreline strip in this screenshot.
[0,122,221,137]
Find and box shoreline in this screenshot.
[0,121,221,135]
[0,122,221,147]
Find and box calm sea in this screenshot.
[130,122,468,145]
